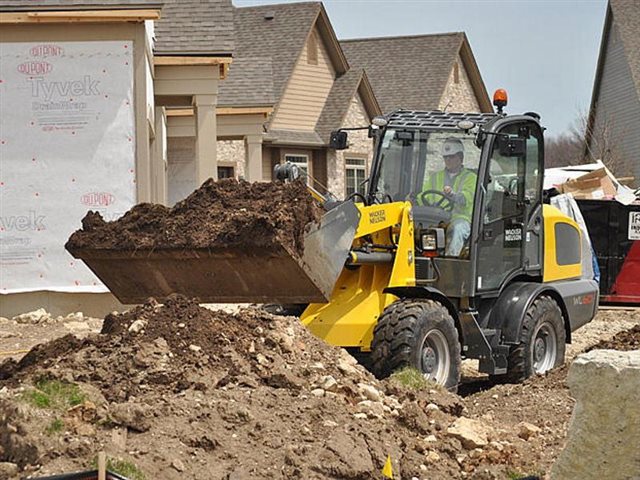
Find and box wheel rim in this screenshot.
[420,329,450,385]
[532,321,558,374]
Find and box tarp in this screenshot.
[0,41,136,294]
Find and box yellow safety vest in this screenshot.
[421,168,476,222]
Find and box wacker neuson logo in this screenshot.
[0,211,46,231]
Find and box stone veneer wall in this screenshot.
[439,53,481,113]
[217,139,246,178]
[327,93,373,199]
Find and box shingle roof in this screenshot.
[610,0,640,94]
[154,0,234,56]
[315,69,364,143]
[0,0,161,9]
[218,56,275,107]
[341,33,464,113]
[265,129,324,146]
[233,2,322,105]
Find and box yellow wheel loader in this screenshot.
[70,93,599,390]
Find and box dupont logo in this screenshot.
[17,61,52,76]
[30,44,64,58]
[81,192,115,207]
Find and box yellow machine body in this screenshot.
[301,201,415,350]
[541,204,583,283]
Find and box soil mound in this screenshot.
[0,297,482,479]
[587,324,640,351]
[66,179,321,257]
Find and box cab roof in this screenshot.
[386,110,497,130]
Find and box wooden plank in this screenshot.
[166,107,273,117]
[155,56,232,66]
[1,9,160,23]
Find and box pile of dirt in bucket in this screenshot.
[66,179,321,257]
[0,296,534,480]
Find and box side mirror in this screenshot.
[330,130,349,150]
[498,136,526,157]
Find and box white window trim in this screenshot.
[345,156,367,197]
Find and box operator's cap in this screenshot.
[442,137,464,156]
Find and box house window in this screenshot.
[453,62,459,84]
[284,154,310,184]
[307,32,318,65]
[218,166,235,179]
[345,158,367,197]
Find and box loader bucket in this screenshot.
[67,201,360,305]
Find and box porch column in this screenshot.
[245,134,263,181]
[193,94,218,183]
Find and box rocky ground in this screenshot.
[0,304,638,480]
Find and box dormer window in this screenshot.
[307,31,318,65]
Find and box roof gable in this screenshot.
[231,2,347,107]
[154,0,234,56]
[341,32,491,113]
[316,69,381,142]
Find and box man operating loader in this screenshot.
[421,137,476,256]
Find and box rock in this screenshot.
[256,353,269,366]
[426,403,439,411]
[425,451,441,463]
[0,317,10,325]
[551,350,640,480]
[309,362,325,370]
[64,321,91,332]
[128,319,146,334]
[109,402,152,432]
[323,420,338,428]
[447,417,492,449]
[172,459,186,472]
[12,308,51,324]
[358,383,382,402]
[0,462,19,477]
[189,344,202,353]
[0,331,19,339]
[310,388,325,397]
[517,421,541,440]
[318,375,338,392]
[64,312,84,322]
[353,413,368,420]
[424,434,437,442]
[357,400,385,418]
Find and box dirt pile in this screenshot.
[586,323,640,351]
[66,179,321,257]
[1,296,501,480]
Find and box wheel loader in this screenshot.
[69,91,599,390]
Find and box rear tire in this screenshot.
[371,299,461,390]
[500,295,566,383]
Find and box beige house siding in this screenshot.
[439,53,481,113]
[270,26,336,131]
[327,93,373,199]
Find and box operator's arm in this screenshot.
[449,171,476,210]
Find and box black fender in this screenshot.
[384,286,471,351]
[487,280,598,345]
[384,286,459,324]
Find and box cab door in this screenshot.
[475,121,543,293]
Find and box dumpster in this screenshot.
[576,199,640,304]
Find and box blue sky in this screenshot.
[234,0,608,138]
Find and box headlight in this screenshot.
[421,232,437,251]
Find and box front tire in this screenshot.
[370,299,461,390]
[501,295,566,383]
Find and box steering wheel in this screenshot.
[417,189,454,211]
